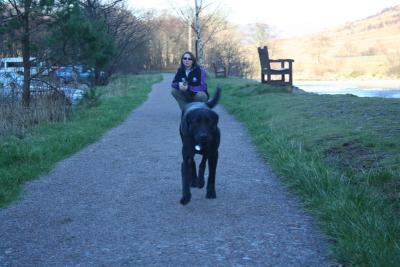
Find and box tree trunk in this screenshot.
[188,21,192,52]
[94,68,100,85]
[22,0,32,107]
[194,0,204,66]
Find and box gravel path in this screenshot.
[0,74,333,266]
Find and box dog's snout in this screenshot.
[199,133,208,141]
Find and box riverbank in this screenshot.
[208,77,400,266]
[294,79,400,98]
[295,79,400,88]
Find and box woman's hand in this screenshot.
[179,82,188,91]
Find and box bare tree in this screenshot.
[101,5,154,76]
[146,13,188,71]
[194,0,204,65]
[172,0,227,66]
[253,22,275,47]
[207,24,253,78]
[386,50,400,77]
[310,34,331,64]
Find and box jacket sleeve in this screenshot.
[189,67,207,92]
[171,70,180,90]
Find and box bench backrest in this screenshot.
[257,46,270,71]
[212,62,226,77]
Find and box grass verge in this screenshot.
[209,77,400,266]
[0,74,162,207]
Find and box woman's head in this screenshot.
[180,51,197,69]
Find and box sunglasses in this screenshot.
[183,57,192,61]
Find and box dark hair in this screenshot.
[180,51,198,69]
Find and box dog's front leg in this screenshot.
[197,155,207,189]
[180,158,192,205]
[190,159,198,188]
[206,151,218,199]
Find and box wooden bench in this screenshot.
[257,46,294,86]
[212,62,226,78]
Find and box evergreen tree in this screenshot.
[49,4,115,85]
[0,0,78,106]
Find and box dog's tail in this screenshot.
[206,87,221,109]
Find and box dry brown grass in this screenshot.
[0,91,71,137]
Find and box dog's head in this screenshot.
[184,108,219,144]
[180,87,221,145]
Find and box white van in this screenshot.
[0,57,41,76]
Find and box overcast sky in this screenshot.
[128,0,399,37]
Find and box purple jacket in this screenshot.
[171,66,207,93]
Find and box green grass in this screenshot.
[0,74,162,207]
[209,77,400,266]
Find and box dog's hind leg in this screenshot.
[206,151,218,199]
[197,156,207,189]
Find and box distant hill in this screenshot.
[243,5,400,80]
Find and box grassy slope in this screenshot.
[209,77,400,266]
[0,74,162,207]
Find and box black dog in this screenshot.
[179,88,221,205]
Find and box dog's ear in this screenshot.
[210,111,219,129]
[181,113,191,135]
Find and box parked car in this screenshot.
[62,87,84,104]
[74,64,92,79]
[55,65,94,83]
[0,71,24,92]
[55,66,76,82]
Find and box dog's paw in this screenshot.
[206,190,216,199]
[180,195,191,205]
[197,178,205,189]
[190,175,198,187]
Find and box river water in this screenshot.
[295,80,400,98]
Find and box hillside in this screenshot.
[244,5,400,80]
